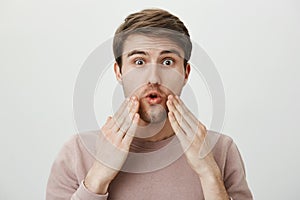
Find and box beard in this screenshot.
[138,98,168,124]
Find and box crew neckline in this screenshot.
[130,133,177,152]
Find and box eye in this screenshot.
[134,59,145,65]
[162,59,174,66]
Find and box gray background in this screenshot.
[1,0,299,199]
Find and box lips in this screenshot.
[145,91,163,105]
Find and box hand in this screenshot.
[84,96,139,194]
[166,95,221,178]
[167,95,230,199]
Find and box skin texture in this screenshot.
[84,96,140,193]
[167,95,229,200]
[117,34,190,125]
[84,35,230,199]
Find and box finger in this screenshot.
[168,111,190,148]
[116,99,139,140]
[167,99,194,139]
[103,116,112,127]
[169,95,200,132]
[111,97,137,133]
[121,97,139,130]
[107,97,130,129]
[175,95,202,127]
[174,96,208,140]
[113,100,134,132]
[102,116,113,136]
[118,96,138,120]
[122,113,139,146]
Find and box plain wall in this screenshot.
[1,0,299,199]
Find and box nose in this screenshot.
[147,64,161,84]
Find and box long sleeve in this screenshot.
[71,181,108,200]
[46,131,253,200]
[223,140,253,200]
[46,135,108,200]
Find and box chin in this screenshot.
[139,103,168,124]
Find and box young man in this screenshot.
[46,9,253,200]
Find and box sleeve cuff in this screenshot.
[74,180,109,200]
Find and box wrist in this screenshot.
[83,176,111,195]
[84,162,115,195]
[199,173,229,200]
[198,170,223,183]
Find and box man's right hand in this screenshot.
[84,96,140,194]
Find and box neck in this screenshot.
[136,117,174,142]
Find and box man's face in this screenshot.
[114,34,190,124]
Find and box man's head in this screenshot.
[113,8,192,70]
[113,9,192,124]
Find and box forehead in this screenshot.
[122,34,184,57]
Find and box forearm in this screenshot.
[199,174,230,200]
[84,161,115,195]
[70,180,109,200]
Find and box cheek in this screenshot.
[159,68,185,95]
[121,66,185,97]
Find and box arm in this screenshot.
[46,96,139,199]
[167,95,231,199]
[84,96,139,194]
[167,95,253,199]
[199,173,230,200]
[223,141,253,199]
[46,135,108,200]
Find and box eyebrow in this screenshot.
[127,50,147,57]
[159,50,183,58]
[126,49,183,58]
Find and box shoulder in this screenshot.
[206,130,239,165]
[57,130,101,158]
[207,129,234,151]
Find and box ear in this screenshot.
[114,62,122,84]
[183,63,191,85]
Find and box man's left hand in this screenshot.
[166,95,221,179]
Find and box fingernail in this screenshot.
[134,113,139,120]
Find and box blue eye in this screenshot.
[134,59,145,65]
[162,59,174,66]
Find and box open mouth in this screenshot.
[145,91,162,104]
[149,93,158,99]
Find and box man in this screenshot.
[46,8,253,200]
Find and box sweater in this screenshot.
[46,130,253,200]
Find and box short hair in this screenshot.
[113,8,192,70]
